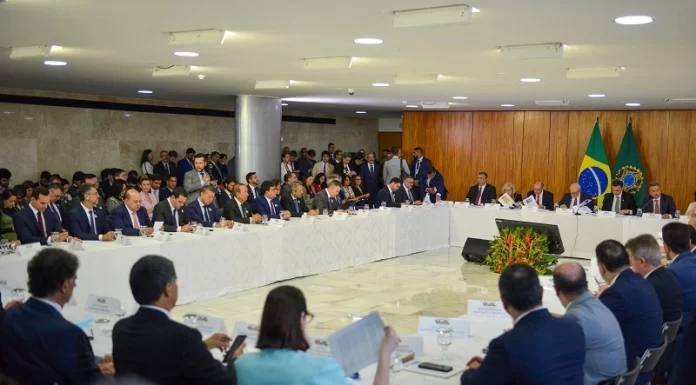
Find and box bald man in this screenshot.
[526,181,555,211]
[553,263,626,385]
[559,183,594,211]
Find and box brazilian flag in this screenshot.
[578,122,611,208]
[613,121,647,204]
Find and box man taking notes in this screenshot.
[601,180,637,214]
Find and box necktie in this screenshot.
[200,172,205,180]
[614,196,621,213]
[654,199,660,214]
[323,163,327,175]
[476,186,483,205]
[537,194,541,206]
[416,159,421,175]
[345,166,350,173]
[407,189,413,203]
[370,164,374,175]
[165,162,170,174]
[270,201,276,217]
[131,211,140,229]
[37,211,46,237]
[172,208,178,226]
[294,199,299,212]
[52,204,62,222]
[572,198,577,207]
[203,206,209,222]
[240,203,246,218]
[89,210,97,234]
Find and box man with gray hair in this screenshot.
[553,263,626,385]
[559,183,595,211]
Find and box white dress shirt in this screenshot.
[513,306,545,325]
[140,305,171,318]
[611,194,630,214]
[81,203,103,240]
[34,297,63,315]
[234,197,247,218]
[166,198,181,232]
[28,204,52,244]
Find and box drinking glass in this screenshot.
[182,314,199,329]
[381,201,387,208]
[0,239,7,255]
[636,208,643,217]
[139,226,149,237]
[220,216,227,227]
[191,221,199,232]
[390,353,403,384]
[51,232,60,243]
[262,214,268,225]
[11,288,26,303]
[114,229,122,240]
[322,209,328,216]
[675,210,681,219]
[436,327,453,360]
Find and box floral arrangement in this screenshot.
[485,227,557,275]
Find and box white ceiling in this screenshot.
[1,0,695,117]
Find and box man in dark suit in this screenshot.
[663,223,696,327]
[68,171,84,199]
[313,180,344,215]
[218,177,236,209]
[281,182,318,217]
[252,181,290,220]
[1,248,110,384]
[113,255,239,385]
[13,186,68,245]
[153,150,175,178]
[67,184,115,242]
[596,240,664,385]
[246,172,261,201]
[670,307,696,384]
[377,178,402,208]
[642,182,677,218]
[296,149,316,177]
[207,151,224,183]
[526,181,555,210]
[70,175,106,211]
[337,153,356,179]
[153,187,192,232]
[601,180,638,214]
[394,176,421,205]
[410,147,432,202]
[423,167,447,203]
[47,183,67,229]
[109,189,153,236]
[280,173,297,200]
[223,184,262,224]
[359,152,382,208]
[177,147,196,187]
[466,172,497,205]
[186,186,231,228]
[559,183,595,211]
[460,264,585,385]
[160,175,177,202]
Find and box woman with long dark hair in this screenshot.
[141,149,154,176]
[105,179,127,215]
[0,189,19,242]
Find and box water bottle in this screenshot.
[554,203,559,211]
[637,208,643,218]
[674,210,681,219]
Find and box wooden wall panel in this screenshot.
[547,112,569,200]
[471,112,515,190]
[599,111,628,168]
[377,132,402,156]
[688,111,696,211]
[632,111,670,186]
[442,113,473,201]
[520,111,550,194]
[664,111,693,211]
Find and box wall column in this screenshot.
[234,95,282,182]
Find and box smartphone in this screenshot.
[418,362,453,373]
[223,335,247,364]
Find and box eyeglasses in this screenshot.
[305,312,315,324]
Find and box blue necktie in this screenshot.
[294,199,299,212]
[203,206,209,222]
[89,210,96,234]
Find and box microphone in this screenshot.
[573,199,592,215]
[640,199,653,211]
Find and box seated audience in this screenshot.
[160,175,177,202]
[394,176,421,205]
[253,181,290,220]
[499,182,523,206]
[339,175,360,207]
[1,248,110,384]
[153,187,192,232]
[187,186,230,228]
[12,186,26,211]
[662,223,696,327]
[67,184,115,241]
[312,173,326,193]
[595,240,663,385]
[642,182,677,218]
[559,183,595,211]
[61,178,72,201]
[281,182,317,217]
[105,179,127,215]
[553,263,626,385]
[70,173,105,211]
[218,177,237,209]
[313,180,344,215]
[376,177,402,208]
[280,173,297,199]
[223,184,261,224]
[109,189,153,236]
[466,172,497,206]
[302,174,316,209]
[460,264,585,385]
[351,175,370,206]
[13,187,67,245]
[47,183,66,229]
[0,168,11,193]
[139,176,157,220]
[68,171,84,198]
[423,167,447,203]
[234,285,399,385]
[113,255,239,385]
[151,175,162,201]
[670,304,696,384]
[0,189,18,242]
[100,168,114,198]
[601,180,637,214]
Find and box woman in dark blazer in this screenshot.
[500,182,524,207]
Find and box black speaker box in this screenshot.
[461,238,490,264]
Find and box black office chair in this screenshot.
[612,357,642,385]
[662,316,682,344]
[639,336,669,373]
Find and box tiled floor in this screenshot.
[173,247,506,337]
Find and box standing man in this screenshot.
[601,180,637,214]
[382,147,410,185]
[662,223,696,327]
[327,143,336,163]
[526,182,555,211]
[177,148,196,187]
[297,149,315,177]
[410,147,431,202]
[641,182,677,218]
[223,184,261,224]
[218,154,229,179]
[183,153,210,205]
[207,152,224,183]
[153,150,173,178]
[466,172,497,205]
[312,151,335,178]
[246,172,260,201]
[338,153,356,178]
[423,167,447,203]
[360,152,382,208]
[559,183,595,211]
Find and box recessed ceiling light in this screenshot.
[615,15,654,25]
[174,51,199,57]
[372,83,390,87]
[354,38,383,45]
[356,111,367,114]
[501,104,515,107]
[44,60,66,66]
[472,7,480,12]
[51,45,63,51]
[405,105,419,108]
[452,96,468,100]
[281,103,288,106]
[625,102,641,107]
[137,90,153,94]
[588,94,606,98]
[197,74,206,80]
[520,78,541,83]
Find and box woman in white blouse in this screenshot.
[140,149,154,176]
[280,152,294,180]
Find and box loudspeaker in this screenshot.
[461,238,490,264]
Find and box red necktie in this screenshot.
[475,187,482,205]
[37,211,46,237]
[572,198,577,207]
[537,194,541,206]
[654,200,660,214]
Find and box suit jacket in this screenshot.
[218,190,234,209]
[526,190,555,211]
[113,307,236,385]
[641,194,677,216]
[599,269,663,385]
[252,196,283,220]
[336,162,355,179]
[184,169,207,204]
[186,200,219,227]
[160,187,174,202]
[281,195,308,217]
[1,298,102,385]
[382,157,410,184]
[66,205,110,241]
[460,309,584,385]
[359,162,382,204]
[13,205,62,245]
[177,158,195,186]
[46,202,66,228]
[394,185,417,205]
[670,306,696,384]
[312,162,334,178]
[668,251,696,326]
[70,195,105,212]
[109,204,151,236]
[559,192,595,211]
[296,158,314,177]
[423,173,447,203]
[376,186,400,208]
[312,189,340,214]
[645,266,684,323]
[153,161,176,178]
[601,193,638,213]
[223,199,253,224]
[206,162,223,182]
[466,184,497,205]
[247,184,260,201]
[152,199,190,232]
[410,156,432,185]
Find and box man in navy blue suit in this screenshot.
[410,147,431,202]
[559,183,595,211]
[641,182,677,218]
[47,183,67,229]
[177,148,196,187]
[423,167,447,203]
[1,248,111,384]
[185,185,231,228]
[13,186,69,245]
[359,152,382,208]
[109,189,153,236]
[596,239,664,385]
[159,175,177,202]
[460,264,585,385]
[67,183,115,241]
[253,181,290,220]
[217,177,236,209]
[662,222,696,327]
[376,178,401,208]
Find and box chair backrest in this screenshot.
[614,357,642,385]
[639,336,669,373]
[662,316,682,344]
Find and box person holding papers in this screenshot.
[559,183,595,211]
[600,180,637,214]
[234,285,400,385]
[499,182,523,207]
[460,264,585,385]
[394,176,421,205]
[526,181,555,211]
[466,172,496,206]
[109,189,153,236]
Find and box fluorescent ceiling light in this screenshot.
[472,7,480,13]
[354,38,383,45]
[356,111,367,114]
[255,80,290,89]
[499,43,563,60]
[625,102,641,107]
[567,67,621,79]
[393,74,440,85]
[138,90,153,94]
[281,103,289,106]
[405,105,419,108]
[44,60,66,66]
[152,65,191,77]
[197,74,206,80]
[393,4,472,28]
[10,45,62,59]
[174,51,199,57]
[535,100,569,106]
[304,56,354,70]
[501,104,515,107]
[452,96,468,100]
[664,98,696,103]
[520,78,541,83]
[169,29,229,45]
[372,83,390,87]
[421,102,449,109]
[615,16,654,25]
[588,94,606,98]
